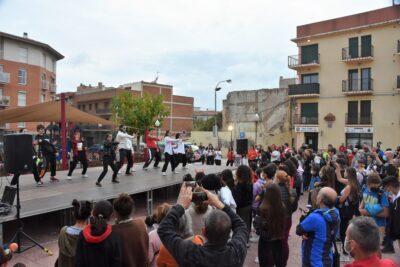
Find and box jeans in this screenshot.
[143,148,160,168]
[98,156,118,182]
[118,149,133,174]
[162,153,175,172]
[68,151,88,176]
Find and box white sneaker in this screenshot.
[162,172,167,176]
[118,171,122,174]
[254,257,259,264]
[182,166,187,169]
[67,176,72,180]
[131,168,137,172]
[174,170,180,174]
[82,174,88,178]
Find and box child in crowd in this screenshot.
[219,169,237,213]
[309,164,320,190]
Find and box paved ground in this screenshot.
[4,164,400,266]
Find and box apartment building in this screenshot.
[63,81,194,144]
[288,5,400,151]
[0,31,63,131]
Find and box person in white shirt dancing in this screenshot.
[115,125,135,175]
[173,132,188,170]
[161,130,179,176]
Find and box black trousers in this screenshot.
[68,152,88,176]
[173,153,187,169]
[206,156,214,165]
[143,148,160,168]
[118,149,133,174]
[97,156,118,183]
[162,153,175,172]
[44,153,56,177]
[200,155,205,165]
[226,160,234,166]
[258,239,285,267]
[215,159,221,166]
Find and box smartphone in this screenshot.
[192,192,208,202]
[185,181,196,188]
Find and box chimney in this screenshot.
[23,32,28,38]
[98,82,103,88]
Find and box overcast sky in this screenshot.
[0,0,391,109]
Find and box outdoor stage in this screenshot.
[0,162,232,241]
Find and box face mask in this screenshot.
[344,237,352,255]
[383,155,388,161]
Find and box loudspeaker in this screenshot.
[236,139,248,155]
[4,134,33,174]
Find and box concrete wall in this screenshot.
[222,88,294,146]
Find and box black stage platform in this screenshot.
[0,162,231,226]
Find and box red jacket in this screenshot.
[145,130,159,150]
[248,149,259,161]
[227,151,234,161]
[344,255,397,267]
[72,138,86,156]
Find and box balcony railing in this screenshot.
[288,54,320,69]
[41,80,49,90]
[342,46,374,61]
[0,71,10,84]
[96,108,111,115]
[50,83,57,93]
[288,83,320,97]
[342,78,373,95]
[346,113,372,125]
[294,115,318,125]
[0,95,10,106]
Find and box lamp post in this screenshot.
[155,120,160,138]
[214,79,232,142]
[254,113,260,145]
[228,125,234,149]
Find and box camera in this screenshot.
[185,181,197,188]
[191,192,208,202]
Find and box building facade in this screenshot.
[64,81,193,144]
[0,31,63,131]
[222,87,294,147]
[288,5,400,151]
[193,108,218,121]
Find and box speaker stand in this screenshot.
[9,173,53,255]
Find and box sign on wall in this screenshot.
[345,127,373,133]
[239,132,245,138]
[295,126,319,133]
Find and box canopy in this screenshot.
[0,100,114,125]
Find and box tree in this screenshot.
[193,113,222,131]
[111,92,169,151]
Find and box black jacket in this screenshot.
[233,183,253,209]
[157,205,248,267]
[103,140,118,159]
[389,196,400,239]
[278,183,298,217]
[75,225,122,267]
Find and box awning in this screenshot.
[0,100,114,125]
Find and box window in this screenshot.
[347,101,358,124]
[42,53,46,68]
[300,103,318,124]
[104,102,109,109]
[0,65,3,72]
[19,47,28,63]
[361,68,371,90]
[360,100,371,124]
[89,104,92,110]
[301,44,318,64]
[301,73,318,84]
[18,68,27,85]
[18,91,26,106]
[361,35,372,57]
[349,37,359,59]
[0,88,3,96]
[95,103,98,109]
[41,94,46,103]
[346,133,373,147]
[348,69,358,91]
[17,122,26,128]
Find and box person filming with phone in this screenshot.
[157,183,249,267]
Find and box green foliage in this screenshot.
[193,113,222,131]
[111,91,169,136]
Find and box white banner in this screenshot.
[345,127,373,133]
[295,126,319,133]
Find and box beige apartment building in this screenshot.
[288,5,400,151]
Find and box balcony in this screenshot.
[346,113,372,125]
[95,108,111,115]
[294,115,318,125]
[342,46,374,63]
[288,54,320,70]
[41,80,49,90]
[0,71,10,84]
[288,83,320,98]
[50,83,57,93]
[342,78,373,96]
[0,95,10,107]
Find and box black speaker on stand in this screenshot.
[3,134,52,255]
[236,138,248,155]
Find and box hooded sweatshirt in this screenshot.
[296,208,340,267]
[57,226,81,267]
[75,224,122,267]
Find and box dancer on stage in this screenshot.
[35,124,59,182]
[96,134,119,186]
[173,131,187,170]
[143,129,161,170]
[161,130,179,176]
[67,131,88,180]
[115,125,135,175]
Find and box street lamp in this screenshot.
[228,124,234,149]
[214,79,232,140]
[155,120,161,138]
[253,113,260,145]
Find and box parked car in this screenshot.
[87,144,103,153]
